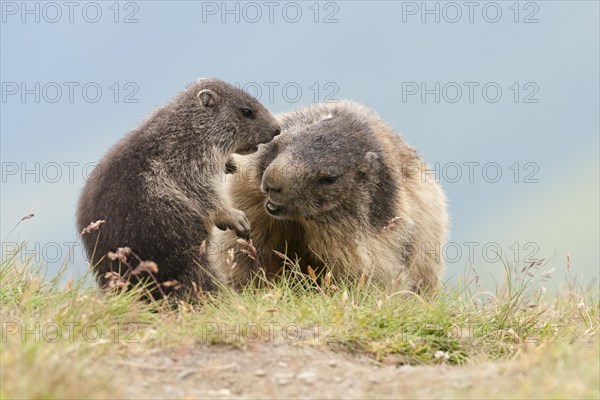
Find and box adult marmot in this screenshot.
[211,101,448,292]
[77,78,281,297]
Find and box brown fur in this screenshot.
[76,78,280,298]
[210,101,448,292]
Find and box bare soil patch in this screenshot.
[110,342,521,399]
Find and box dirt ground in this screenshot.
[107,342,531,399]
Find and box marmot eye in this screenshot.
[318,175,338,184]
[241,108,254,117]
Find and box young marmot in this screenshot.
[77,78,281,297]
[210,101,448,292]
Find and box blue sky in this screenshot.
[1,1,598,286]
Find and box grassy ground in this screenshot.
[1,249,598,399]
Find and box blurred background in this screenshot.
[1,1,598,288]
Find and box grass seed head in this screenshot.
[81,219,105,235]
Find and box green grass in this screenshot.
[0,247,598,399]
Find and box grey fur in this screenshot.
[77,78,281,298]
[211,101,448,292]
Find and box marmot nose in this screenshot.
[273,128,281,136]
[261,177,282,194]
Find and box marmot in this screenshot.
[76,78,281,297]
[210,101,448,292]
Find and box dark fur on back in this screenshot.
[77,78,280,298]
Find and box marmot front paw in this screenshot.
[216,209,251,239]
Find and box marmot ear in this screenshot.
[197,89,218,107]
[359,151,380,173]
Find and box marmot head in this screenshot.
[189,79,281,155]
[257,112,398,228]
